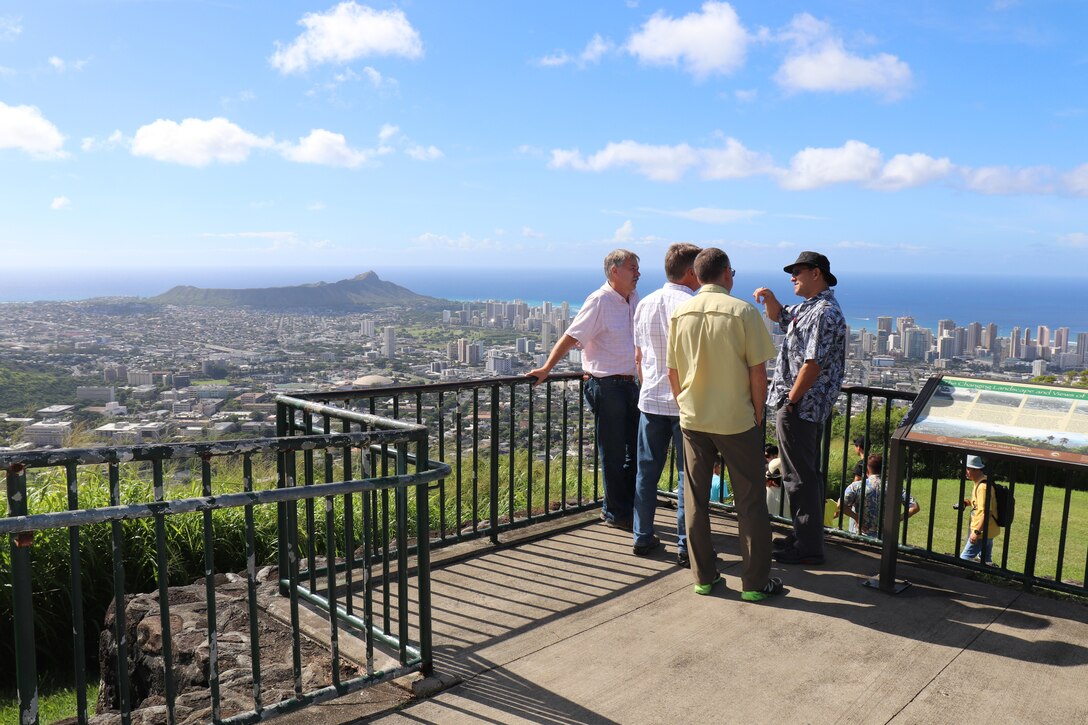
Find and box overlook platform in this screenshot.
[294,507,1088,725]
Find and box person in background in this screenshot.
[631,243,701,563]
[836,453,919,537]
[753,251,847,566]
[667,248,782,601]
[960,455,1000,564]
[529,250,641,530]
[765,455,787,518]
[852,435,867,482]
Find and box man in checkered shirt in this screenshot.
[630,243,701,562]
[529,250,642,528]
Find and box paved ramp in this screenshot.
[364,508,1088,724]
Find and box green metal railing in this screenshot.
[2,400,449,725]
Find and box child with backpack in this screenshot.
[960,455,1002,564]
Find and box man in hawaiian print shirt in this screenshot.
[753,251,846,565]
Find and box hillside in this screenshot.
[150,271,444,310]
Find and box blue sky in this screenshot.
[1,0,1086,281]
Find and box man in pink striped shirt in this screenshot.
[529,250,641,528]
[631,243,701,561]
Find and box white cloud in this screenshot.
[201,231,331,254]
[521,226,544,238]
[0,102,66,159]
[415,232,510,252]
[536,51,572,68]
[626,1,748,79]
[873,153,954,190]
[406,144,443,161]
[378,123,399,143]
[281,128,371,168]
[361,66,392,87]
[642,207,764,224]
[700,137,775,179]
[307,201,326,212]
[581,34,613,64]
[548,133,1083,197]
[613,220,635,242]
[0,17,22,42]
[131,117,273,166]
[1058,233,1088,248]
[80,129,124,152]
[536,34,614,69]
[734,88,757,103]
[774,14,912,99]
[780,140,883,190]
[549,141,700,182]
[50,196,71,211]
[270,2,423,74]
[960,165,1053,195]
[48,56,89,73]
[1063,163,1088,196]
[0,66,14,77]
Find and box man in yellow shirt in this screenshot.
[666,248,783,601]
[960,455,1000,564]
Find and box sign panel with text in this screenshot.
[903,376,1088,465]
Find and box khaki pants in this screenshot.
[682,425,772,591]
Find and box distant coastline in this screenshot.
[3,266,1086,338]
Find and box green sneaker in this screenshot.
[693,575,722,595]
[741,577,784,602]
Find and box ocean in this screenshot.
[1,266,1085,338]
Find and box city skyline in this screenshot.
[1,1,1086,276]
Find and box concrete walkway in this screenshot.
[337,507,1087,724]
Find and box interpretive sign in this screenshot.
[902,375,1088,466]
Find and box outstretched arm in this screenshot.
[527,334,579,385]
[753,287,783,324]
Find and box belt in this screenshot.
[585,374,637,383]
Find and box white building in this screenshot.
[24,421,73,447]
[383,326,396,358]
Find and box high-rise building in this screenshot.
[904,328,932,360]
[1054,327,1070,353]
[876,317,893,335]
[895,316,915,335]
[541,322,553,353]
[982,323,998,351]
[937,319,956,338]
[952,327,967,357]
[1010,326,1022,358]
[383,326,396,358]
[360,318,375,336]
[966,322,981,354]
[1078,333,1088,363]
[938,335,956,359]
[1037,325,1050,350]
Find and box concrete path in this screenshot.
[358,508,1088,725]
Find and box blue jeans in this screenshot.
[960,537,994,564]
[633,412,685,549]
[583,376,639,523]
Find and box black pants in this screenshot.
[775,406,824,557]
[583,376,639,523]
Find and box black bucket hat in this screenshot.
[784,251,837,287]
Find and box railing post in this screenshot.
[415,436,434,675]
[1023,465,1046,592]
[276,401,290,593]
[489,385,500,545]
[874,438,910,593]
[7,463,39,725]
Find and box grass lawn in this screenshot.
[826,476,1088,586]
[0,683,99,724]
